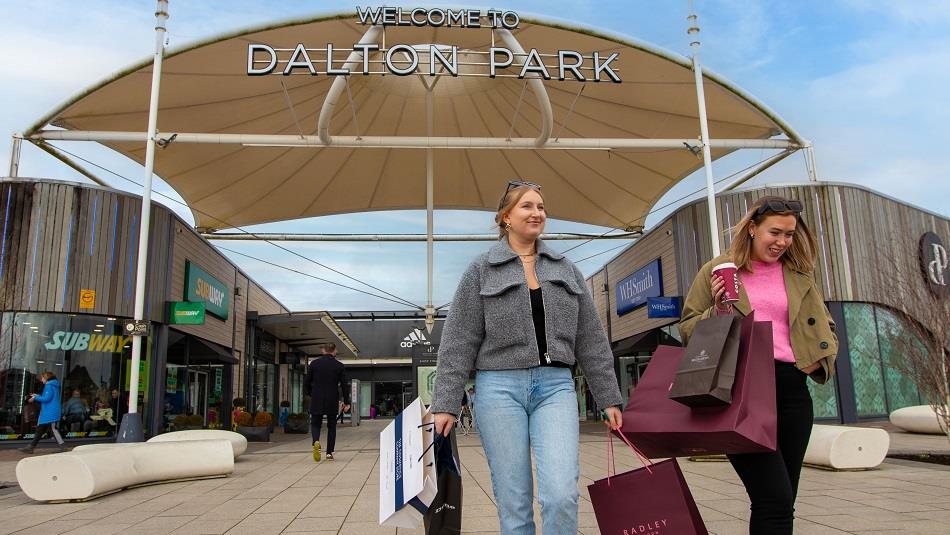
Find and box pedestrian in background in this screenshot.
[305,343,350,461]
[680,195,837,535]
[20,371,67,454]
[431,180,623,535]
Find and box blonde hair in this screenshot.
[495,185,545,238]
[727,195,818,273]
[40,371,56,381]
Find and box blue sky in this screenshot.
[2,1,948,311]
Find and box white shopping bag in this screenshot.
[379,397,437,528]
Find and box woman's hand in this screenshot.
[710,274,732,312]
[434,412,456,437]
[602,406,623,430]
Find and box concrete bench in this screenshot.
[16,439,234,502]
[804,424,889,470]
[890,405,948,435]
[147,429,248,458]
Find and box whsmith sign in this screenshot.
[185,261,229,320]
[247,7,621,82]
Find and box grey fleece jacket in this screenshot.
[430,238,623,416]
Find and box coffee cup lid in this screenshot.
[713,262,737,271]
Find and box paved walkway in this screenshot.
[1,421,949,534]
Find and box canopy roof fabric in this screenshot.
[28,11,800,231]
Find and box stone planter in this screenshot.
[236,425,270,442]
[284,420,309,434]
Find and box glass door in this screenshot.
[189,370,208,422]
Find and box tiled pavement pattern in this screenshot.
[0,420,948,534]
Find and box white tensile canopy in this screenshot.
[26,11,804,232]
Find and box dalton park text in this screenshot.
[247,6,621,82]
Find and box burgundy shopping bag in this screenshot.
[621,314,777,458]
[588,432,708,535]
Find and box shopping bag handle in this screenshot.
[606,429,653,486]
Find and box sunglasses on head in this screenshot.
[756,199,803,216]
[505,180,542,194]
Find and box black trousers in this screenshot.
[310,413,338,453]
[30,422,65,448]
[727,361,814,535]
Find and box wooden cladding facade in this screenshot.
[0,180,171,319]
[592,183,950,343]
[0,180,288,348]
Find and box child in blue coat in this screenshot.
[20,371,67,453]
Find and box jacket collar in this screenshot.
[488,237,564,265]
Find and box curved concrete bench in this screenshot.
[804,424,889,470]
[890,405,948,435]
[147,430,247,458]
[17,439,234,502]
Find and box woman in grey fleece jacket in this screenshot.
[431,181,623,535]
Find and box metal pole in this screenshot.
[804,141,819,181]
[119,0,168,442]
[7,135,22,178]
[425,86,435,334]
[688,3,722,257]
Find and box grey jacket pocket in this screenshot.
[479,281,525,349]
[545,278,581,345]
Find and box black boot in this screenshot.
[18,446,34,454]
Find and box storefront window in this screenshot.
[0,312,146,440]
[874,307,922,411]
[844,303,888,417]
[250,357,275,414]
[288,365,304,413]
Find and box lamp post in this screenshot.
[117,0,169,442]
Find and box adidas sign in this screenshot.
[400,328,431,348]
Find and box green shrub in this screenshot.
[173,414,190,427]
[288,412,309,422]
[186,414,204,426]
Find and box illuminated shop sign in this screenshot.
[185,261,229,320]
[247,7,621,82]
[43,331,132,353]
[615,258,663,316]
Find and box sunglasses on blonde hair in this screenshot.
[756,199,803,216]
[505,180,542,194]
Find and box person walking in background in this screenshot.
[19,371,67,453]
[305,343,350,461]
[680,195,838,535]
[431,180,623,535]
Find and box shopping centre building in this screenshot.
[0,178,356,443]
[587,182,949,423]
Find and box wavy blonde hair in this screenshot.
[495,185,545,239]
[727,195,818,273]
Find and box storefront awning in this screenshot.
[256,311,358,357]
[167,329,239,365]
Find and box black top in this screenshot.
[529,287,571,368]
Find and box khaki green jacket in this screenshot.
[679,254,838,384]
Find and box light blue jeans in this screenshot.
[475,367,579,535]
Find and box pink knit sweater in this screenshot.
[743,260,796,363]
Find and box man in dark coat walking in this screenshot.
[305,343,349,461]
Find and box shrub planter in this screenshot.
[236,425,270,442]
[284,420,309,434]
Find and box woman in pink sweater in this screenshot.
[680,195,838,535]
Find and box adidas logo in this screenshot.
[400,328,431,348]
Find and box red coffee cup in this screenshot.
[712,262,740,303]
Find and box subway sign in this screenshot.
[169,301,206,325]
[185,261,229,320]
[44,331,132,353]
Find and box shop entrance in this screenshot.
[188,370,209,422]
